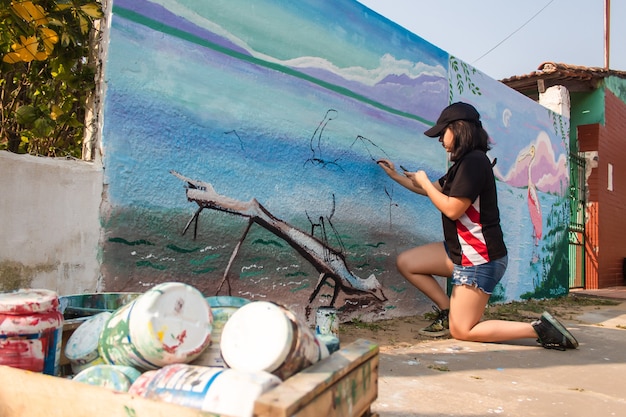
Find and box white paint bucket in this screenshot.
[0,289,63,375]
[191,296,250,367]
[220,301,322,380]
[315,306,339,337]
[98,282,213,371]
[130,364,281,417]
[64,311,111,374]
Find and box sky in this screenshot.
[357,0,625,80]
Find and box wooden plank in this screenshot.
[0,365,225,417]
[291,355,378,417]
[254,339,379,417]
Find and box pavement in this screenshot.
[371,287,626,417]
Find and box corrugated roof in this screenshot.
[500,62,626,95]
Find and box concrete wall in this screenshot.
[0,151,103,295]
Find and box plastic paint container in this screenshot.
[316,334,340,355]
[220,301,322,380]
[59,292,141,321]
[72,364,142,392]
[315,306,339,337]
[98,282,213,371]
[0,289,63,375]
[64,311,111,374]
[192,296,250,367]
[127,370,158,396]
[130,364,281,417]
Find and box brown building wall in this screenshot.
[598,91,626,287]
[579,91,626,288]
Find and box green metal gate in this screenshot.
[568,152,586,288]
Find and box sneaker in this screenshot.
[418,306,450,337]
[531,311,579,350]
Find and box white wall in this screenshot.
[0,151,103,295]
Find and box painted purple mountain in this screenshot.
[298,68,446,122]
[114,0,447,123]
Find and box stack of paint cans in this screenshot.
[2,285,344,417]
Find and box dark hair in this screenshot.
[446,119,490,161]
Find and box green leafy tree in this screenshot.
[0,0,102,158]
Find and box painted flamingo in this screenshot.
[518,145,542,245]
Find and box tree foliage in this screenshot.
[0,0,102,157]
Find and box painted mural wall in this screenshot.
[100,0,570,323]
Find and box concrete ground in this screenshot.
[371,287,626,417]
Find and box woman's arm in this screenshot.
[413,170,471,220]
[377,159,441,196]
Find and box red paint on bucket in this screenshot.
[0,289,63,375]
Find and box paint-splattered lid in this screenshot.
[65,311,112,365]
[128,282,214,365]
[0,289,59,314]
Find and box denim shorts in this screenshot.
[451,255,508,294]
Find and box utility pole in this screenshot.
[604,0,610,69]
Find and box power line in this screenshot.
[472,0,555,64]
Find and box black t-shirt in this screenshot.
[438,150,507,266]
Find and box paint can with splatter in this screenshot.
[315,306,339,337]
[129,363,281,417]
[98,282,213,371]
[220,301,323,380]
[0,289,64,375]
[72,364,142,392]
[64,311,111,374]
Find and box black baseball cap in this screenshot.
[424,102,481,137]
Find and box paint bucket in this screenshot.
[58,292,140,375]
[220,301,322,380]
[316,333,340,355]
[98,282,213,371]
[315,306,339,337]
[59,292,141,321]
[72,364,142,392]
[130,363,281,417]
[191,296,250,367]
[64,311,111,374]
[0,289,63,375]
[127,370,159,396]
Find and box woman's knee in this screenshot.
[449,323,471,341]
[395,250,412,273]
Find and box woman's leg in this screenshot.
[396,242,454,309]
[449,284,537,342]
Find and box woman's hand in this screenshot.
[378,159,431,197]
[376,159,396,176]
[412,170,430,188]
